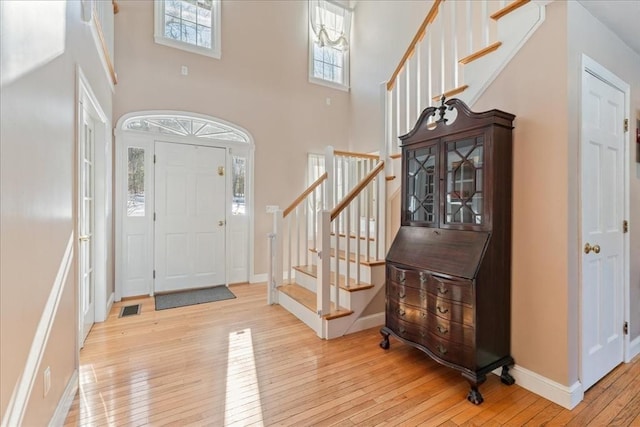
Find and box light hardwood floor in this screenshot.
[65,283,640,426]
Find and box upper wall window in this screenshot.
[309,0,352,91]
[154,0,221,58]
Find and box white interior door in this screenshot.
[155,142,226,293]
[80,107,95,345]
[581,69,625,390]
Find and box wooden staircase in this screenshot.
[268,149,386,339]
[269,0,550,340]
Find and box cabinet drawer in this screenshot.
[427,316,475,347]
[388,297,428,325]
[427,275,473,305]
[387,264,429,289]
[425,332,475,369]
[426,296,474,326]
[387,280,427,308]
[385,316,426,345]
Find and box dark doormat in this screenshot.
[155,285,236,311]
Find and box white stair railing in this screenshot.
[269,147,386,318]
[384,0,546,169]
[317,160,385,316]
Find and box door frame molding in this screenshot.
[76,66,110,346]
[579,54,631,383]
[114,111,255,300]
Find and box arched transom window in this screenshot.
[122,114,249,143]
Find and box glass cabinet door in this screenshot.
[405,144,437,224]
[444,135,484,225]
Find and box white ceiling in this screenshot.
[578,0,640,56]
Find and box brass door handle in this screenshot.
[79,235,90,241]
[584,243,601,254]
[218,220,226,226]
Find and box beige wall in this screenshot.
[473,0,571,384]
[0,1,113,423]
[114,0,351,276]
[474,0,640,387]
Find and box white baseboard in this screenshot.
[628,335,640,362]
[346,312,385,334]
[492,364,583,409]
[105,292,115,320]
[250,273,268,283]
[49,369,78,427]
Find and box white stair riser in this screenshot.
[295,265,386,310]
[335,236,380,258]
[277,291,323,337]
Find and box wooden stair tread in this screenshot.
[459,41,502,65]
[491,0,530,20]
[278,283,353,320]
[432,85,469,102]
[330,231,375,242]
[293,265,375,292]
[309,248,385,267]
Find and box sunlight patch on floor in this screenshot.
[224,328,264,426]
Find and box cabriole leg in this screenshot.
[501,365,515,385]
[379,328,390,350]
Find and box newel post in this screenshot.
[268,210,283,305]
[316,210,331,317]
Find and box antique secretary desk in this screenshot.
[380,98,516,404]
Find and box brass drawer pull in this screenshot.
[399,326,406,335]
[420,330,426,338]
[397,271,406,283]
[398,308,405,317]
[437,305,449,314]
[421,311,427,318]
[420,272,428,284]
[437,284,448,295]
[436,325,448,334]
[437,344,447,354]
[398,289,406,299]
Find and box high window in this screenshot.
[309,0,352,90]
[154,0,221,58]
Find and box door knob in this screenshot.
[79,235,90,241]
[584,243,600,254]
[218,220,225,226]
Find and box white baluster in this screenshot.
[325,146,334,210]
[466,0,473,55]
[482,0,489,46]
[345,205,351,289]
[405,59,412,133]
[415,44,422,118]
[451,0,459,88]
[439,2,445,95]
[287,215,292,284]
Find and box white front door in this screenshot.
[581,69,626,390]
[80,107,96,345]
[154,142,226,293]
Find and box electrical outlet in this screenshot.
[181,65,189,76]
[266,205,280,213]
[43,366,51,397]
